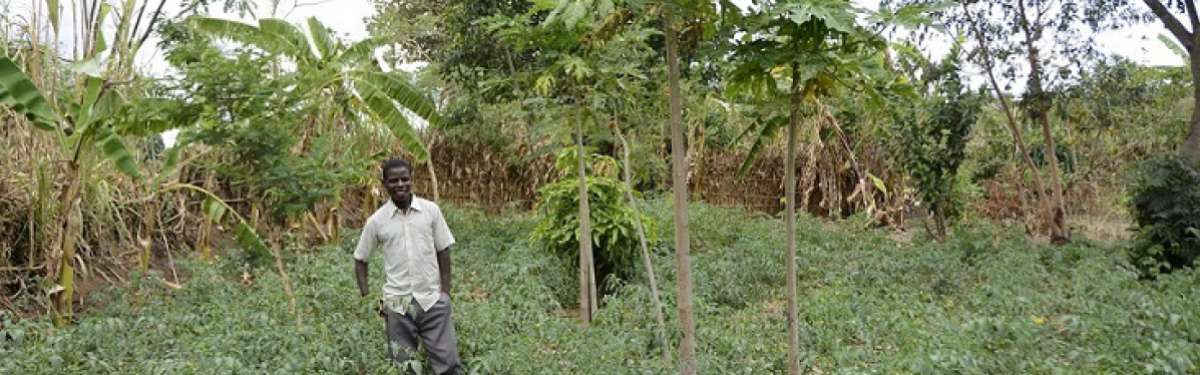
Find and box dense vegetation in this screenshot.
[4,0,1200,373]
[3,202,1198,374]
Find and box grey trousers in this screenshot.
[384,293,461,375]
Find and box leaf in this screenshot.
[201,195,227,223]
[258,18,318,62]
[91,2,112,55]
[95,126,145,182]
[736,114,786,177]
[73,76,105,134]
[563,1,589,29]
[306,17,336,60]
[150,143,185,191]
[1158,34,1188,63]
[236,222,272,261]
[115,98,188,136]
[336,36,388,65]
[867,172,888,197]
[351,71,440,124]
[45,0,60,34]
[189,16,306,59]
[69,57,104,77]
[351,78,431,162]
[0,55,57,130]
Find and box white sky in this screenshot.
[5,0,1180,73]
[4,0,1177,148]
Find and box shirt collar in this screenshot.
[386,196,423,217]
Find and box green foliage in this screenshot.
[184,15,438,161]
[4,203,1199,374]
[531,148,658,288]
[1127,153,1200,274]
[0,55,57,130]
[892,52,982,224]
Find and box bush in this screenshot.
[530,148,659,296]
[1127,153,1200,274]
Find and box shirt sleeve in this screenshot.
[431,204,456,252]
[353,218,377,261]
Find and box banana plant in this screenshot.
[1,53,148,325]
[186,16,439,161]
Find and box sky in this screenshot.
[5,0,1182,73]
[5,0,1179,146]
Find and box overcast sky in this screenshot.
[4,0,1181,74]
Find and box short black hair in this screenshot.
[380,158,412,179]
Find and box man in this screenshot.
[354,158,461,375]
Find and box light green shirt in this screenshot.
[355,196,456,312]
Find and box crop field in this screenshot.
[3,202,1196,374]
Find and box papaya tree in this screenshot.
[658,1,741,371]
[728,0,931,372]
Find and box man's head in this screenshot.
[380,158,413,204]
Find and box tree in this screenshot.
[888,0,1088,242]
[659,1,735,371]
[891,45,983,240]
[1088,0,1200,166]
[729,0,937,371]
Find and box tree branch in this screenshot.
[129,0,151,51]
[1143,0,1194,52]
[134,0,168,53]
[1187,0,1200,32]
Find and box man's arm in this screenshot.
[437,246,452,296]
[355,259,371,297]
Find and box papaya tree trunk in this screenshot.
[785,63,801,375]
[612,121,671,366]
[665,14,697,375]
[575,103,598,323]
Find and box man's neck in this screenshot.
[392,196,413,211]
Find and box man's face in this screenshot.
[382,166,413,203]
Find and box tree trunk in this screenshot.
[963,2,1050,234]
[139,196,159,271]
[665,14,697,375]
[329,190,341,244]
[199,172,215,260]
[1016,0,1070,243]
[575,103,598,324]
[612,121,671,366]
[52,161,82,327]
[933,200,947,241]
[785,64,802,375]
[426,130,442,201]
[1186,40,1200,166]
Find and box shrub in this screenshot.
[1127,153,1200,274]
[530,148,659,294]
